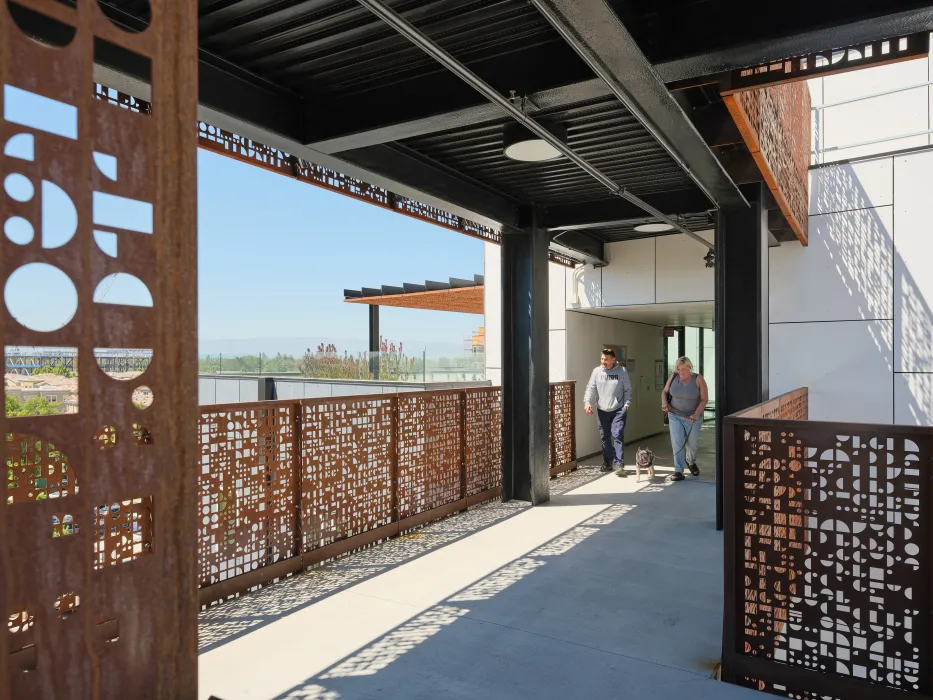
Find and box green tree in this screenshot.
[6,396,60,417]
[5,395,21,416]
[32,363,74,378]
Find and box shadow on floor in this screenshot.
[201,423,758,700]
[198,465,607,653]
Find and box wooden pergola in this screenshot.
[344,276,483,377]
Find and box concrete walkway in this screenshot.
[199,423,760,700]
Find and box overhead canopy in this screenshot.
[87,1,933,256]
[344,276,484,314]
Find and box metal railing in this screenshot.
[811,80,933,162]
[197,382,576,605]
[721,388,932,700]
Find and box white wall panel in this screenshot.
[215,379,240,405]
[821,91,929,162]
[198,378,215,405]
[566,311,666,458]
[894,151,933,372]
[655,230,714,303]
[809,158,893,215]
[769,320,893,423]
[548,261,567,330]
[601,238,656,306]
[239,380,259,402]
[303,383,332,398]
[895,373,933,425]
[771,206,893,324]
[819,59,931,162]
[549,330,566,382]
[566,264,603,309]
[822,59,929,104]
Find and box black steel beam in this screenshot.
[546,189,712,231]
[501,212,551,505]
[550,230,606,267]
[714,183,769,531]
[655,6,933,83]
[337,143,521,227]
[78,0,306,139]
[528,0,746,211]
[308,78,613,154]
[354,0,714,249]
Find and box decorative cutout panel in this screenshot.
[464,388,501,496]
[731,424,930,697]
[300,397,394,550]
[0,2,198,697]
[736,388,808,420]
[725,33,930,93]
[723,82,811,245]
[397,392,462,519]
[6,433,75,503]
[550,383,574,469]
[197,405,297,587]
[194,384,575,603]
[92,497,152,569]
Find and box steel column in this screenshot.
[501,211,551,504]
[714,183,769,530]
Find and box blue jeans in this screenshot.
[596,408,626,466]
[668,413,702,473]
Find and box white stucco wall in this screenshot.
[770,150,933,425]
[565,232,714,311]
[771,53,933,425]
[566,312,667,457]
[483,243,567,386]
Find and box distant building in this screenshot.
[5,374,78,414]
[471,327,484,354]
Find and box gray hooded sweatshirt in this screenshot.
[584,363,632,413]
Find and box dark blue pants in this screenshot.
[596,407,626,466]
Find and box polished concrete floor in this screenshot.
[199,423,762,700]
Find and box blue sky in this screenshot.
[197,150,484,351]
[4,83,485,355]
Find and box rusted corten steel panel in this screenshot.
[397,391,463,520]
[734,387,808,420]
[549,382,575,474]
[196,384,576,604]
[0,1,198,698]
[723,82,811,245]
[300,397,394,550]
[197,404,298,587]
[723,392,933,700]
[464,388,502,496]
[346,285,484,314]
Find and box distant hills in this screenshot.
[198,337,469,359]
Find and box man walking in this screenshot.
[584,348,632,475]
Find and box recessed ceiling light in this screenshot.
[633,222,675,233]
[503,139,563,162]
[503,121,567,163]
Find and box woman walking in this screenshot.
[660,356,708,482]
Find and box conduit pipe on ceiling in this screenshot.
[354,0,714,251]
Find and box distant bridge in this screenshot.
[5,350,152,376]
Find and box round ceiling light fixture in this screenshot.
[633,222,675,233]
[502,121,567,162]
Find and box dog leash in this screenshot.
[647,410,696,463]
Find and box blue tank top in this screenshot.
[670,374,701,414]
